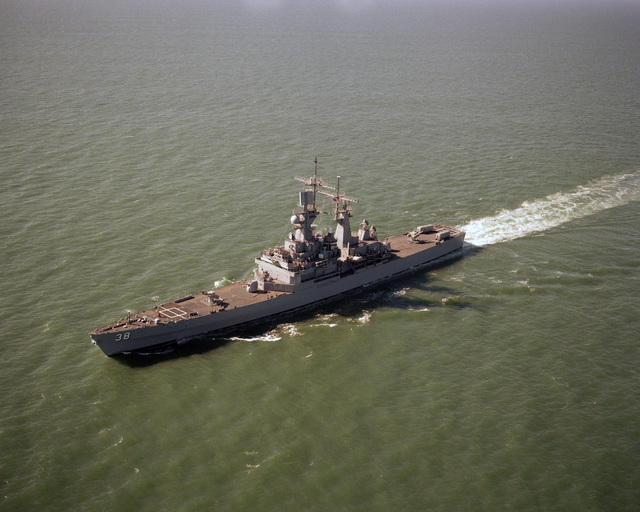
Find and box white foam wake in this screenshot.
[460,171,640,246]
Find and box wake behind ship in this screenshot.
[91,159,465,356]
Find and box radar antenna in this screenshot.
[316,175,359,212]
[294,157,336,211]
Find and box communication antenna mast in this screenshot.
[294,157,357,213]
[313,156,318,209]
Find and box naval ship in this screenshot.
[91,159,465,356]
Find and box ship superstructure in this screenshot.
[250,160,390,293]
[91,159,465,356]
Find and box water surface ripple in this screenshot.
[1,1,639,511]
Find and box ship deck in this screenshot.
[92,225,462,335]
[91,281,289,335]
[384,225,460,258]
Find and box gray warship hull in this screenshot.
[91,230,463,356]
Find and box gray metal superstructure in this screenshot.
[91,159,465,356]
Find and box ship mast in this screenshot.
[292,157,325,242]
[294,156,328,210]
[293,158,358,248]
[312,156,318,210]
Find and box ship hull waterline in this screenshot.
[91,234,464,356]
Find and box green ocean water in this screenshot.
[1,1,639,510]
